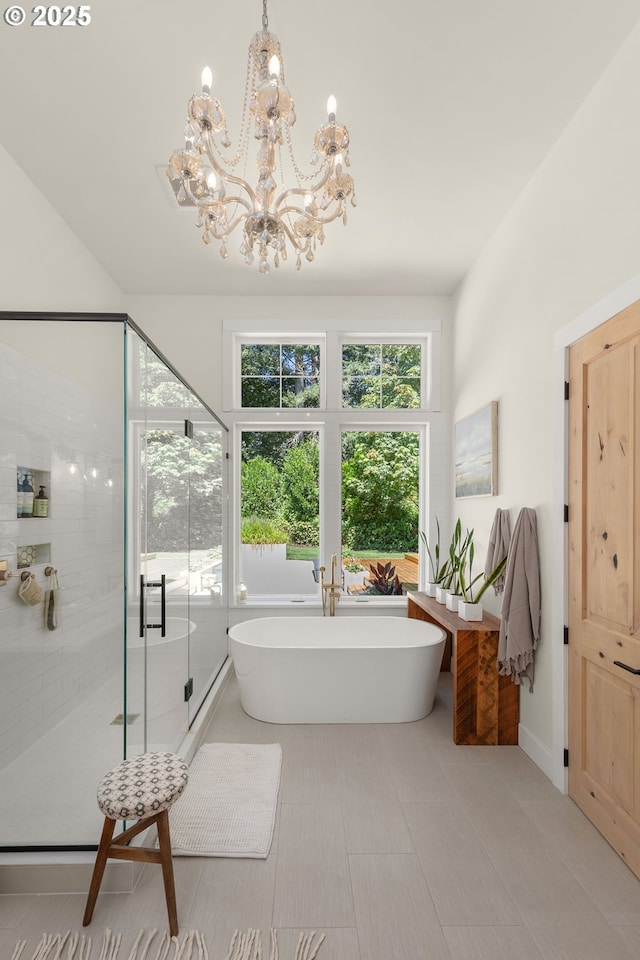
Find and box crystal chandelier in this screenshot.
[167,0,355,274]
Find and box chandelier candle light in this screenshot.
[167,0,355,274]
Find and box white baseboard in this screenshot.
[518,723,554,782]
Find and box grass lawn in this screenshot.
[286,545,407,561]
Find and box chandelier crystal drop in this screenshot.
[167,0,355,274]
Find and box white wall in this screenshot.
[452,21,640,778]
[0,334,125,772]
[0,144,123,313]
[125,295,450,416]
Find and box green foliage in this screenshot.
[240,343,320,409]
[459,546,508,604]
[342,556,367,573]
[241,434,320,547]
[142,417,224,553]
[342,431,419,551]
[419,517,450,584]
[342,343,421,409]
[280,439,319,544]
[366,561,403,596]
[475,556,507,602]
[445,519,474,594]
[240,428,419,559]
[241,457,283,518]
[241,516,289,545]
[285,518,319,546]
[281,441,319,525]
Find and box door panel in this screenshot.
[568,300,640,878]
[126,330,190,755]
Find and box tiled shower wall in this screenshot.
[0,338,124,772]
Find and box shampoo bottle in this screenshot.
[22,471,34,518]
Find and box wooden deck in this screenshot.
[351,553,419,592]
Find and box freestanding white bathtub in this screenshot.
[229,616,446,723]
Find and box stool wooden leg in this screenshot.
[83,816,116,927]
[156,809,178,937]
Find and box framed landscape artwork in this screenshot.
[455,401,498,498]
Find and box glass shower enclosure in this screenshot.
[0,314,228,849]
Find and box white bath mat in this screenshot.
[168,742,282,857]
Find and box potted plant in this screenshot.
[458,543,507,621]
[444,520,474,612]
[366,560,403,596]
[419,518,450,597]
[342,556,368,592]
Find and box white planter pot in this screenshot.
[343,569,366,589]
[435,586,449,604]
[458,601,483,621]
[424,582,438,598]
[446,593,461,613]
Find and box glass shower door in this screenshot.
[127,330,191,755]
[185,406,227,724]
[126,326,228,753]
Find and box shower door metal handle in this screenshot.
[138,574,144,637]
[140,573,167,638]
[613,660,640,676]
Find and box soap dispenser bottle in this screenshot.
[33,485,49,517]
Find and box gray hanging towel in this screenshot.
[497,507,540,690]
[484,508,511,595]
[44,569,60,630]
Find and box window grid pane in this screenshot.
[342,342,421,409]
[241,342,320,408]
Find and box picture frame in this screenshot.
[454,401,498,498]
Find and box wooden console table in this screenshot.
[408,592,519,745]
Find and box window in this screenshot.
[240,430,320,597]
[342,429,420,595]
[226,325,442,602]
[342,342,421,409]
[240,341,320,408]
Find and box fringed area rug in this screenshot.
[10,929,206,960]
[168,743,282,858]
[10,929,324,960]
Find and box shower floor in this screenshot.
[0,671,190,848]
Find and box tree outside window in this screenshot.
[241,343,320,408]
[342,343,421,408]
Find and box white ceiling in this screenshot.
[1,0,639,297]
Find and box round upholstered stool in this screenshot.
[83,753,189,937]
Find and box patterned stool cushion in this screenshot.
[97,752,189,820]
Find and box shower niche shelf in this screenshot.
[16,466,51,519]
[16,542,51,568]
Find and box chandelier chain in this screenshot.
[211,53,255,170]
[284,126,319,183]
[262,0,268,31]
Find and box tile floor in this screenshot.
[2,672,640,959]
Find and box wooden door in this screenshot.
[568,300,640,878]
